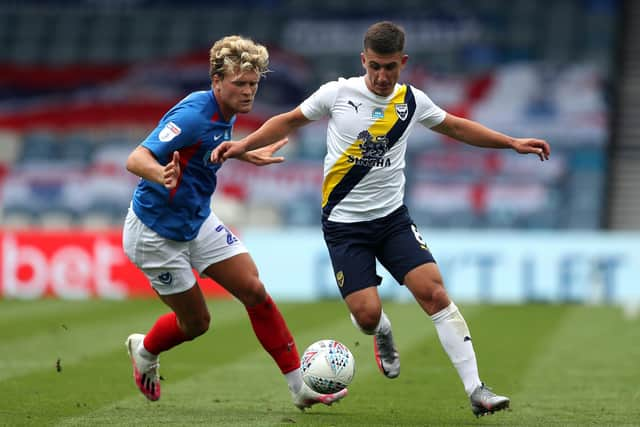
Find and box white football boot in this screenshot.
[126,333,161,401]
[373,328,400,378]
[291,382,348,411]
[469,383,510,417]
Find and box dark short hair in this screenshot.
[363,21,405,54]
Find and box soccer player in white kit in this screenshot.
[212,22,550,417]
[122,35,347,410]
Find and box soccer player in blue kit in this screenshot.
[122,35,347,409]
[212,22,551,417]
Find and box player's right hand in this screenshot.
[512,138,550,161]
[163,151,181,189]
[210,141,245,163]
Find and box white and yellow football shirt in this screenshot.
[300,76,446,223]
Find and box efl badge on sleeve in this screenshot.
[159,121,182,142]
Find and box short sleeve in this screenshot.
[141,109,200,163]
[299,80,341,121]
[413,87,447,128]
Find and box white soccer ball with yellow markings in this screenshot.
[300,339,355,394]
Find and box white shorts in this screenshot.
[122,208,248,295]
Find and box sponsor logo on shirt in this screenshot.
[371,107,384,119]
[212,130,230,144]
[158,121,182,142]
[346,130,391,168]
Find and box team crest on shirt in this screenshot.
[159,121,182,142]
[395,103,408,121]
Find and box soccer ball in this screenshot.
[300,339,355,394]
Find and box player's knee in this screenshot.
[182,312,210,338]
[413,281,450,314]
[347,294,382,333]
[430,283,449,305]
[193,314,210,337]
[351,309,380,333]
[238,276,267,307]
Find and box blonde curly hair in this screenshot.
[209,35,269,80]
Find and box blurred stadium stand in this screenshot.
[0,0,632,230]
[606,0,640,229]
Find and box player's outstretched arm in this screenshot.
[211,107,310,163]
[431,113,550,161]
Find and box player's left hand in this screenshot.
[240,138,288,166]
[512,138,550,161]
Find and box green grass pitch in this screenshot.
[1,298,638,426]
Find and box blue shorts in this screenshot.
[322,205,436,298]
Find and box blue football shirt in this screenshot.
[131,90,234,241]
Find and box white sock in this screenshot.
[431,302,482,396]
[350,310,391,335]
[285,369,303,394]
